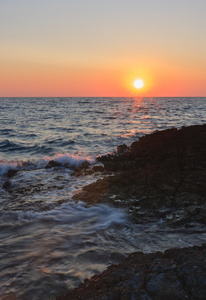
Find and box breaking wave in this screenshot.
[43,153,95,168]
[0,160,23,176]
[0,152,95,176]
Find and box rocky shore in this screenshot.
[57,244,206,300]
[74,124,206,226]
[2,125,206,299]
[58,125,206,299]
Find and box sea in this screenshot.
[0,97,206,300]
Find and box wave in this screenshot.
[0,138,75,157]
[0,201,128,230]
[0,160,23,176]
[46,138,75,147]
[0,139,55,158]
[0,152,95,176]
[0,139,43,153]
[0,140,24,151]
[0,129,15,136]
[43,153,95,168]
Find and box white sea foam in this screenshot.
[43,152,95,168]
[0,160,23,176]
[0,152,95,176]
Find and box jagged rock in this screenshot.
[58,125,206,300]
[56,244,206,300]
[74,125,206,226]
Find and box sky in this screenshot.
[0,0,206,97]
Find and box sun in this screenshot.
[134,79,144,89]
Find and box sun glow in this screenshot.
[134,79,144,89]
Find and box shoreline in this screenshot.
[58,124,206,299]
[57,244,206,300]
[74,124,206,226]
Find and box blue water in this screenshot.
[1,97,206,162]
[0,97,206,299]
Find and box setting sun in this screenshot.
[134,79,144,89]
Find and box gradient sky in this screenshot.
[1,0,206,97]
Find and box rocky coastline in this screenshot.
[58,124,206,299]
[74,124,206,226]
[57,244,206,300]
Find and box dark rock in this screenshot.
[116,144,128,154]
[146,271,188,299]
[0,292,17,300]
[73,177,111,204]
[3,180,11,190]
[57,125,206,300]
[73,161,92,176]
[91,165,105,173]
[56,244,206,300]
[45,160,62,168]
[75,125,206,226]
[7,169,18,178]
[75,161,90,171]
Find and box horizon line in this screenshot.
[0,95,206,98]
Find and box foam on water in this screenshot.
[0,202,130,299]
[43,152,95,168]
[0,152,95,177]
[0,201,205,300]
[0,160,22,176]
[0,201,128,230]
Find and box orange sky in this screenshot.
[1,0,206,97]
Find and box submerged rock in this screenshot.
[3,180,11,190]
[7,169,18,178]
[45,160,62,168]
[2,170,18,190]
[57,244,206,300]
[74,124,206,226]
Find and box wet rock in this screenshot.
[74,177,111,204]
[91,165,105,173]
[0,292,18,300]
[76,161,90,171]
[56,244,206,300]
[2,170,18,191]
[146,272,188,299]
[116,143,128,154]
[3,180,11,190]
[73,161,92,176]
[7,169,18,178]
[45,160,62,168]
[74,164,106,177]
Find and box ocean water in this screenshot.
[0,97,206,299]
